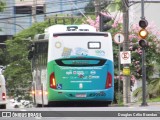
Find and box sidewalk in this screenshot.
[110,102,160,107]
[126,102,160,107]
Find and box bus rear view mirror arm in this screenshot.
[28,51,34,60]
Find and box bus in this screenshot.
[29,24,114,106]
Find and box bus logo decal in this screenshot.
[79,83,83,89]
[73,71,77,74]
[95,50,105,56]
[75,48,88,56]
[57,84,62,89]
[90,70,96,75]
[66,71,72,75]
[78,74,84,78]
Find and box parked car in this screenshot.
[0,69,7,109]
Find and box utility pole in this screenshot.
[139,0,148,107]
[122,0,131,104]
[32,0,37,23]
[44,3,47,20]
[94,0,100,16]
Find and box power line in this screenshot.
[0,0,121,29]
[2,0,90,9]
[1,1,107,21]
[0,7,86,20]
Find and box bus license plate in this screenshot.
[75,94,86,98]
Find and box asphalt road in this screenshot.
[1,99,160,120]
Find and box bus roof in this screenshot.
[33,31,111,42]
[33,24,97,42]
[44,24,96,33]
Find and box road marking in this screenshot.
[128,106,135,109]
[20,109,27,111]
[140,108,148,111]
[35,117,42,119]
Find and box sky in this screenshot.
[129,0,160,30]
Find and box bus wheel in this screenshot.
[99,101,112,107]
[36,104,42,107]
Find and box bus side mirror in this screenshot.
[28,51,34,60]
[28,44,35,60]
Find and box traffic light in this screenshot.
[138,19,148,48]
[99,13,112,32]
[139,39,148,48]
[139,19,148,29]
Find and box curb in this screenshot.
[110,102,160,107]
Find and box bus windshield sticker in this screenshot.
[62,47,72,57]
[95,50,105,56]
[75,48,88,56]
[90,70,96,75]
[55,42,62,48]
[88,42,101,49]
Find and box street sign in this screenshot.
[113,33,124,44]
[120,51,131,64]
[123,67,130,76]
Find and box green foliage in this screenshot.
[0,0,6,12]
[148,78,160,97]
[133,78,160,100]
[84,0,95,14]
[107,0,123,12]
[3,16,84,98]
[148,96,160,102]
[4,21,55,97]
[133,87,142,99]
[0,48,8,65]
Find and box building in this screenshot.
[0,0,89,44]
[129,0,160,30]
[0,0,14,44]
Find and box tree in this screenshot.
[0,0,6,12]
[84,0,95,14]
[4,20,50,97]
[85,13,160,100]
[103,0,122,13]
[4,17,84,97]
[0,0,6,64]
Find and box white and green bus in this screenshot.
[29,24,114,106]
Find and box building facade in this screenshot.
[0,0,89,43]
[0,0,14,43]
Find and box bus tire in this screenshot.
[99,101,112,106]
[36,104,42,107]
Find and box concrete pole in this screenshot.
[32,0,37,23]
[94,0,100,16]
[122,0,131,104]
[140,0,148,107]
[44,3,47,20]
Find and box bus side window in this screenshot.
[34,42,48,67]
